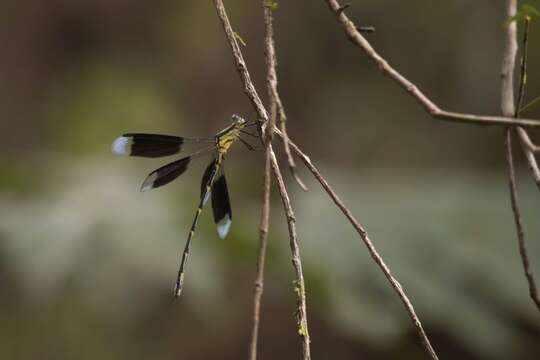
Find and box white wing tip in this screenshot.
[112,136,130,155]
[217,215,232,239]
[140,173,158,192]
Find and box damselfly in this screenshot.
[112,115,256,297]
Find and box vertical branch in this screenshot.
[503,2,540,189]
[503,8,540,312]
[211,1,311,357]
[501,0,518,118]
[248,2,280,357]
[270,151,311,360]
[515,18,540,156]
[515,17,530,118]
[249,148,272,360]
[263,3,308,191]
[514,15,540,191]
[263,3,311,357]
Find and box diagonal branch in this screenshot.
[213,0,268,122]
[521,94,540,113]
[274,128,439,360]
[502,2,540,313]
[517,132,540,154]
[211,1,311,357]
[322,0,540,129]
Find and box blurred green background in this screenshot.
[1,1,540,359]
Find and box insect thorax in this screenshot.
[216,128,240,153]
[215,117,245,153]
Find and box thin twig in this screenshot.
[270,151,311,360]
[320,0,540,130]
[263,3,308,191]
[274,128,439,360]
[248,2,281,358]
[263,1,278,142]
[277,97,309,191]
[513,14,540,187]
[517,130,540,153]
[249,148,272,360]
[503,6,540,312]
[211,1,312,357]
[515,17,530,118]
[505,130,540,312]
[212,0,268,122]
[521,94,540,113]
[263,2,311,356]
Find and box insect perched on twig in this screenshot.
[112,115,258,298]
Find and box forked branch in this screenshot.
[502,1,540,312]
[211,1,311,358]
[274,128,439,360]
[512,12,540,189]
[322,0,540,129]
[263,2,308,191]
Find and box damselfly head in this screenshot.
[231,114,246,128]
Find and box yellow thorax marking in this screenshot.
[215,115,246,154]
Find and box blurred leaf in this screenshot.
[44,61,179,153]
[505,3,540,25]
[264,0,279,11]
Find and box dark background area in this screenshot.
[1,1,540,359]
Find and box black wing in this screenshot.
[200,157,217,207]
[199,159,232,238]
[112,133,213,158]
[211,172,232,239]
[140,156,191,191]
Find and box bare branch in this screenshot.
[277,97,309,191]
[515,18,530,117]
[263,3,308,191]
[270,151,311,360]
[516,128,540,188]
[321,0,540,128]
[211,1,311,357]
[512,13,540,188]
[501,0,518,118]
[521,94,540,113]
[212,0,268,122]
[502,2,540,313]
[249,2,293,357]
[274,128,439,360]
[249,149,272,360]
[517,132,540,153]
[505,130,540,312]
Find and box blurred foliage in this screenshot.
[506,3,540,24]
[1,0,540,359]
